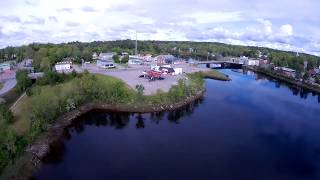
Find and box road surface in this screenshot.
[0,70,17,96]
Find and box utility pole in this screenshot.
[135,31,138,56]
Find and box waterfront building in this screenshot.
[97,59,115,68]
[55,61,72,71]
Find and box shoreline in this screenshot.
[245,66,320,94]
[0,89,205,180]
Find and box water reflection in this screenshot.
[239,69,320,103]
[135,114,145,129]
[34,70,320,180]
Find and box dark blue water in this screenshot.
[34,70,320,180]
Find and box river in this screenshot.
[33,69,320,180]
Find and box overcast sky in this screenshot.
[0,0,319,56]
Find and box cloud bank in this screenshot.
[0,0,319,56]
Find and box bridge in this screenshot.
[194,60,243,69]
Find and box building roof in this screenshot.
[281,67,296,72]
[99,52,115,56]
[56,61,72,65]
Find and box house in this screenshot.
[245,59,259,66]
[128,57,142,65]
[155,55,175,65]
[99,52,115,61]
[24,59,33,67]
[280,67,296,78]
[55,61,72,71]
[0,63,11,73]
[92,52,98,60]
[97,59,115,68]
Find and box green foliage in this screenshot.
[0,106,27,173]
[16,70,32,93]
[0,105,14,124]
[121,55,129,64]
[135,84,145,98]
[36,70,78,86]
[146,72,205,104]
[112,55,120,62]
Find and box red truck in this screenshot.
[140,70,163,81]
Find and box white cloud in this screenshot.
[0,0,319,56]
[184,11,244,24]
[280,24,293,36]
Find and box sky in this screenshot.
[0,0,319,56]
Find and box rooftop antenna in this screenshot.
[135,31,138,56]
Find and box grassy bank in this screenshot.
[201,69,231,81]
[0,71,205,177]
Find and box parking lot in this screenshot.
[83,63,206,95]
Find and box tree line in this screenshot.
[0,40,319,72]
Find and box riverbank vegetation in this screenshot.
[0,71,205,175]
[201,70,230,81]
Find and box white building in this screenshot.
[97,60,115,68]
[245,59,260,66]
[99,52,115,61]
[92,52,98,60]
[55,62,72,71]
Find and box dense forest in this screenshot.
[0,40,319,72]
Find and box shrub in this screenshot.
[0,105,14,124]
[16,70,32,93]
[135,84,145,97]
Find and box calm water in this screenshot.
[34,70,320,180]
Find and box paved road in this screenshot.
[0,78,17,96]
[0,70,17,96]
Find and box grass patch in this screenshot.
[0,83,3,90]
[201,69,230,81]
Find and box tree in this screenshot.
[82,48,92,61]
[16,70,32,93]
[112,55,120,63]
[0,105,14,124]
[121,55,129,64]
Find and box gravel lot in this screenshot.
[83,63,207,95]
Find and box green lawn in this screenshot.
[11,74,134,136]
[202,69,230,81]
